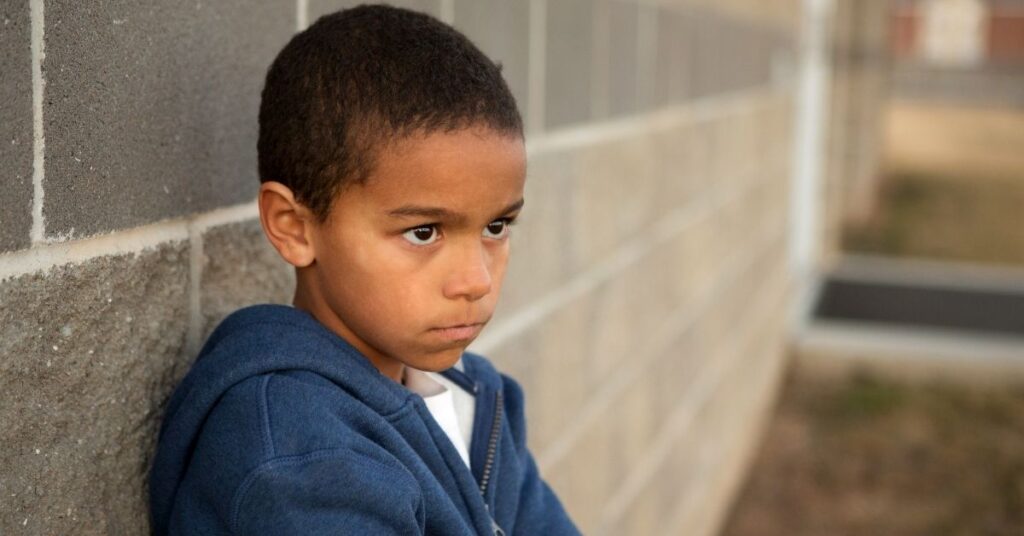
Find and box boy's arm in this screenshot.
[229,449,424,535]
[500,375,582,535]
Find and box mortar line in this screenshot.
[0,201,257,281]
[296,0,308,31]
[29,0,46,243]
[526,85,774,156]
[2,87,779,279]
[527,0,547,134]
[191,200,259,231]
[594,251,789,532]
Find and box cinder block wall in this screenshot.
[0,1,802,534]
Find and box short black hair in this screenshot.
[258,4,523,220]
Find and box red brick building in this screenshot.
[892,0,1024,64]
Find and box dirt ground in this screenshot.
[843,102,1024,267]
[720,371,1024,535]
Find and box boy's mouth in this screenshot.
[429,322,486,342]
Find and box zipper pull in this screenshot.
[485,504,505,536]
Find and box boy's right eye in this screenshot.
[402,225,440,246]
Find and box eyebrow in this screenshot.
[387,198,525,222]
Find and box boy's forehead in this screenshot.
[342,128,526,216]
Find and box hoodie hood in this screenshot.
[148,304,415,535]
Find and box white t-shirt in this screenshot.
[402,362,476,467]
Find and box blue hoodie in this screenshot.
[149,305,579,535]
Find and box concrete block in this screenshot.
[0,243,189,534]
[545,0,594,129]
[452,0,530,123]
[200,219,295,339]
[554,414,614,534]
[585,249,684,382]
[308,0,442,23]
[606,0,639,117]
[524,293,594,451]
[605,373,659,484]
[478,292,590,454]
[0,1,33,252]
[654,7,693,106]
[692,10,772,97]
[690,7,722,99]
[570,133,659,267]
[607,484,663,536]
[42,1,295,239]
[651,119,707,218]
[496,149,576,315]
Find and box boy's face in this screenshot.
[298,127,526,380]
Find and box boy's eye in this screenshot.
[402,225,440,245]
[483,219,511,239]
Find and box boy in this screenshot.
[149,5,580,535]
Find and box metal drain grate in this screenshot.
[813,257,1024,338]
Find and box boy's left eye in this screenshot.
[402,225,440,245]
[483,219,511,239]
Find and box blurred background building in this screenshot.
[0,0,1021,534]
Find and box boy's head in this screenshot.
[257,5,526,381]
[258,4,523,220]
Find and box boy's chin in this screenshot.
[407,347,467,372]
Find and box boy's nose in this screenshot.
[443,244,493,302]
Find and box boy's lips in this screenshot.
[429,322,486,342]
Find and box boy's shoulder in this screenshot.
[189,305,517,450]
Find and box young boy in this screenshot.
[149,5,580,535]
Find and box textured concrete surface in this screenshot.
[308,0,442,23]
[453,0,530,122]
[0,1,33,252]
[41,1,294,239]
[0,243,189,535]
[200,219,295,339]
[545,0,594,129]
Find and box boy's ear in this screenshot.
[258,181,317,268]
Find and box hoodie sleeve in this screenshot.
[229,449,424,535]
[500,375,582,536]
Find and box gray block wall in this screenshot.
[0,1,33,252]
[0,1,806,534]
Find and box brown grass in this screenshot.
[843,102,1024,267]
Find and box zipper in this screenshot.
[478,389,503,497]
[486,504,506,536]
[479,389,504,535]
